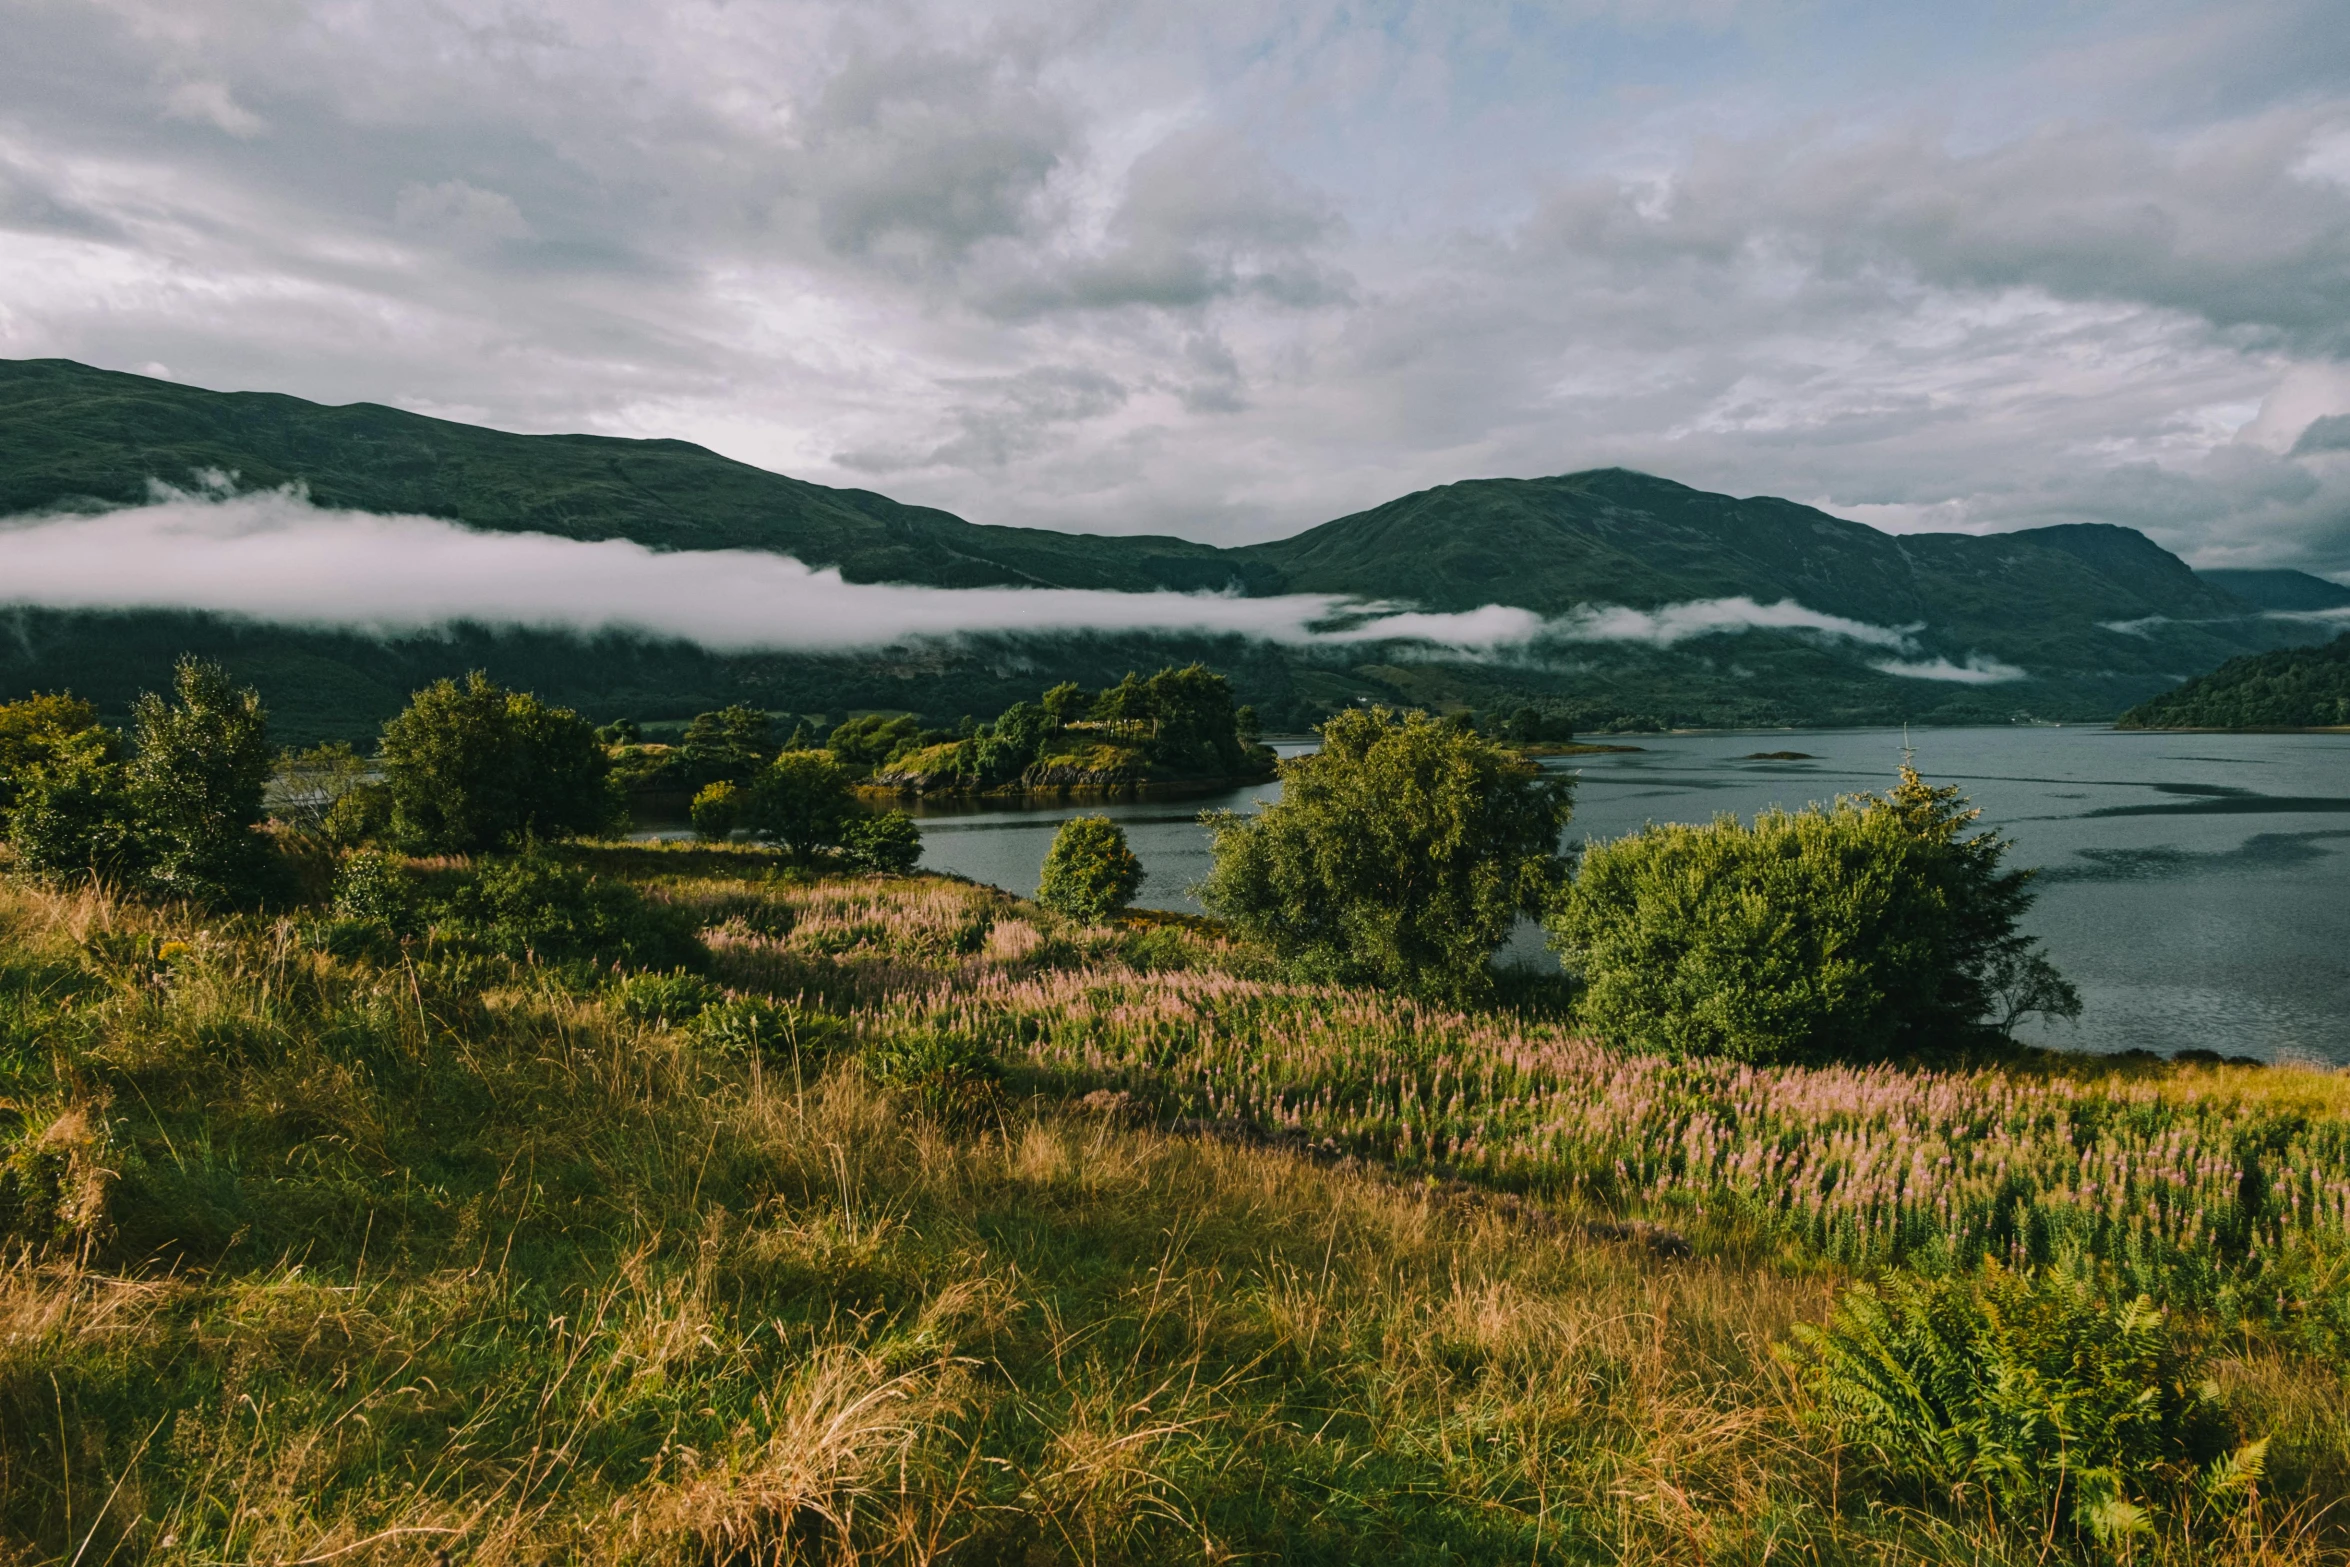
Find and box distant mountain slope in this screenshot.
[0,358,1269,594]
[0,358,2336,734]
[2116,633,2350,729]
[2195,569,2350,613]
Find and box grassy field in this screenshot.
[3,849,2347,1564]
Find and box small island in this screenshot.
[862,664,1276,798]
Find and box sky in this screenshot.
[5,0,2350,578]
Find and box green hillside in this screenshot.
[1,358,2335,732]
[2195,568,2350,612]
[2117,632,2350,729]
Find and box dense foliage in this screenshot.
[1200,707,1572,1000]
[839,809,924,874]
[1,659,273,904]
[1792,1267,2256,1544]
[741,748,857,858]
[2117,631,2350,729]
[1550,767,2077,1062]
[378,672,617,852]
[1035,816,1145,921]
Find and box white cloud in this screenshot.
[1869,653,2028,684]
[1546,596,1918,649]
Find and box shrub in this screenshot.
[607,970,723,1027]
[379,672,618,853]
[841,810,923,874]
[438,854,705,973]
[862,1027,1004,1128]
[827,713,921,772]
[1037,816,1144,922]
[1549,767,2076,1062]
[268,740,372,839]
[7,727,142,879]
[332,849,418,930]
[129,657,274,906]
[1200,707,1572,1001]
[743,750,856,859]
[0,692,99,816]
[1790,1266,2261,1545]
[691,780,743,841]
[695,997,848,1063]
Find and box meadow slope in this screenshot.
[3,853,2347,1564]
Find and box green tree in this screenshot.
[7,727,140,878]
[1145,664,1245,774]
[379,672,616,854]
[1091,672,1154,740]
[690,780,742,842]
[129,657,274,906]
[0,693,99,815]
[744,749,856,858]
[827,713,922,772]
[1200,707,1573,1000]
[678,705,773,786]
[841,810,924,874]
[1039,682,1090,726]
[1547,766,2075,1062]
[1037,816,1144,922]
[973,699,1051,786]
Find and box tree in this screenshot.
[744,749,856,858]
[1199,707,1572,1000]
[678,705,773,786]
[0,693,98,815]
[129,657,274,905]
[1037,816,1144,922]
[841,810,923,874]
[379,673,617,853]
[973,700,1051,786]
[1040,682,1090,726]
[8,726,140,878]
[827,713,922,772]
[1091,672,1154,740]
[1546,766,2076,1062]
[1145,664,1245,774]
[691,780,743,841]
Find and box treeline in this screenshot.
[0,662,928,914]
[614,663,1271,801]
[2117,630,2350,729]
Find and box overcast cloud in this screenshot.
[3,0,2348,576]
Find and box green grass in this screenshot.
[3,852,2347,1563]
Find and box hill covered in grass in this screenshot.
[2117,631,2350,729]
[1,357,2336,733]
[5,853,2349,1563]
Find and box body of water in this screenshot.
[900,727,2350,1065]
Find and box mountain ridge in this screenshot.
[0,356,2335,738]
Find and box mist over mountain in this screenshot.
[1,358,2336,740]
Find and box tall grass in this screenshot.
[2,860,2346,1563]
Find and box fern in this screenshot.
[1791,1265,2263,1547]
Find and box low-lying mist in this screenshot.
[0,486,1977,669]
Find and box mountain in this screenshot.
[2117,633,2350,729]
[0,357,2335,740]
[2194,569,2350,613]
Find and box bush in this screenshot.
[130,657,274,906]
[690,780,742,842]
[1036,816,1144,922]
[862,1027,1004,1128]
[1200,707,1572,1001]
[379,672,618,853]
[0,692,98,816]
[1791,1266,2261,1545]
[743,749,856,858]
[827,713,921,772]
[678,705,773,786]
[607,970,723,1027]
[332,850,418,930]
[1548,767,2076,1062]
[438,854,705,973]
[841,810,923,874]
[7,727,141,879]
[695,997,848,1063]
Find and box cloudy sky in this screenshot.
[5,0,2349,577]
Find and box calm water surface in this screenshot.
[899,728,2350,1065]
